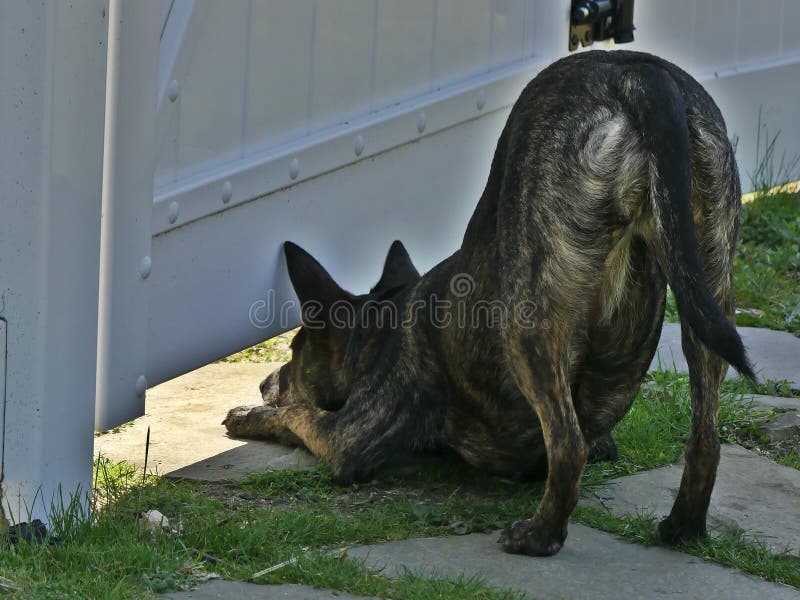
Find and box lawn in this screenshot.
[666,190,800,333]
[1,371,798,598]
[2,191,798,598]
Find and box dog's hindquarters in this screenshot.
[494,54,750,554]
[617,62,746,541]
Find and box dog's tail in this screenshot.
[619,63,754,380]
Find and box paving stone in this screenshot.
[653,324,800,388]
[747,394,800,412]
[165,581,376,599]
[581,444,800,556]
[266,448,318,471]
[94,362,302,481]
[757,410,800,443]
[737,395,799,444]
[348,525,800,600]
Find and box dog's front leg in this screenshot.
[223,405,302,447]
[499,348,588,556]
[227,400,395,484]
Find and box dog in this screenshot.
[224,50,754,556]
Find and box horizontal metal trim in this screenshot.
[152,57,546,236]
[692,51,800,82]
[152,49,800,236]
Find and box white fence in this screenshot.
[1,0,799,525]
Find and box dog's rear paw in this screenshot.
[498,519,566,557]
[655,515,707,545]
[588,434,619,463]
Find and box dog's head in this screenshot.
[259,240,420,410]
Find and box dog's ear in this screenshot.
[371,240,420,294]
[284,242,351,309]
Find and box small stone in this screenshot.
[5,520,49,546]
[139,509,169,533]
[759,410,800,443]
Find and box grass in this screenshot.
[4,189,797,597]
[2,371,798,597]
[666,190,800,333]
[778,451,800,470]
[1,465,529,599]
[734,191,800,333]
[221,330,295,364]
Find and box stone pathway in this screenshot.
[748,394,800,443]
[346,526,800,600]
[581,444,800,556]
[168,526,800,600]
[102,325,798,599]
[165,581,375,599]
[653,323,800,388]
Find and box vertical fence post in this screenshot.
[95,0,160,431]
[0,0,108,525]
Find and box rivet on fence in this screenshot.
[221,180,233,204]
[168,79,180,102]
[138,256,152,280]
[135,375,147,397]
[476,88,486,111]
[168,201,179,224]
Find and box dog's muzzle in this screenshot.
[260,364,289,406]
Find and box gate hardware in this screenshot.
[569,0,635,51]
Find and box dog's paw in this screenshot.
[655,515,707,545]
[223,405,289,441]
[588,434,619,463]
[498,519,566,557]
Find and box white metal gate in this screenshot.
[2,0,799,525]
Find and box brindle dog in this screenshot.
[224,50,755,556]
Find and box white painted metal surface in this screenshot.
[141,0,800,396]
[625,0,800,190]
[125,0,562,405]
[95,1,161,430]
[0,0,108,523]
[2,0,799,525]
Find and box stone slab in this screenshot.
[652,324,800,388]
[165,581,376,599]
[582,444,800,556]
[348,525,800,600]
[94,362,317,481]
[759,410,800,443]
[747,394,800,412]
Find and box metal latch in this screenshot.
[569,0,636,51]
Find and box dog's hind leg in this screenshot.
[657,315,729,542]
[574,236,667,451]
[268,377,437,485]
[657,128,743,543]
[498,327,588,556]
